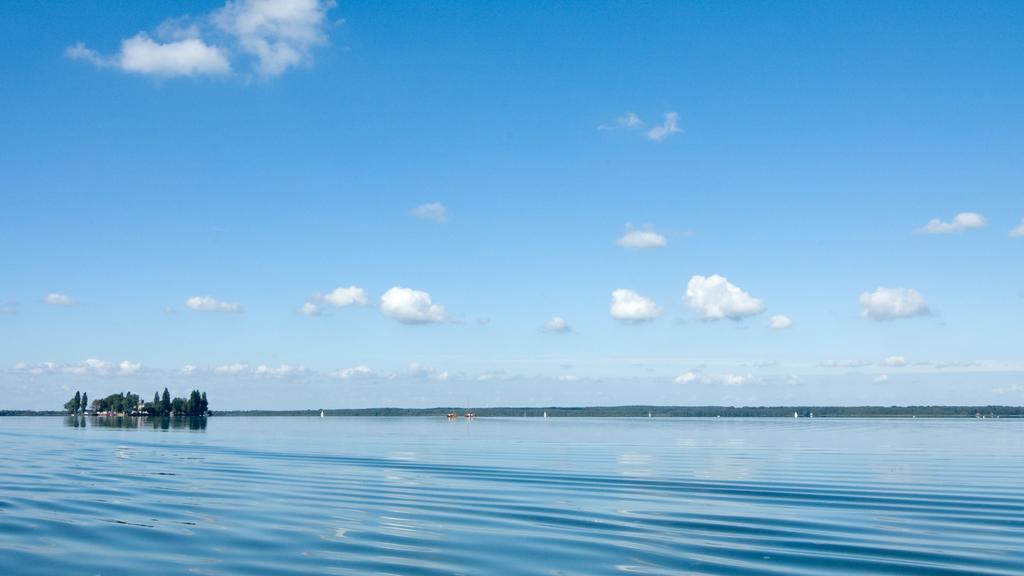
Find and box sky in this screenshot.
[1,0,1022,410]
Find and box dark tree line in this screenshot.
[63,388,208,416]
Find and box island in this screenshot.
[62,388,209,417]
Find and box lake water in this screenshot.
[0,417,1021,575]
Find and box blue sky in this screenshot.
[1,1,1022,409]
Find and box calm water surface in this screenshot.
[0,417,1021,575]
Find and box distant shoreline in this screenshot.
[4,405,1023,418]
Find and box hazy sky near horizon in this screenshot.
[2,1,1023,410]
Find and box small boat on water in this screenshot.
[464,412,476,419]
[320,410,324,418]
[447,411,458,420]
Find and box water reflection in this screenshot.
[63,415,207,430]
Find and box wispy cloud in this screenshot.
[14,359,141,376]
[769,315,793,330]
[408,362,448,381]
[301,285,370,315]
[882,356,908,367]
[331,365,376,380]
[43,293,77,307]
[1010,218,1024,237]
[675,371,753,386]
[409,202,448,223]
[647,112,682,141]
[600,111,681,141]
[598,111,645,130]
[186,295,242,313]
[214,363,250,374]
[541,316,571,334]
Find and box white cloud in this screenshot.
[0,301,16,315]
[720,374,750,386]
[1010,219,1024,237]
[15,358,141,377]
[409,202,448,223]
[859,287,930,320]
[408,362,448,381]
[599,111,645,130]
[322,286,369,307]
[557,374,580,382]
[542,316,571,333]
[883,356,908,367]
[647,112,681,141]
[44,293,77,307]
[66,34,231,77]
[186,295,242,313]
[118,361,141,375]
[380,287,449,324]
[212,0,334,77]
[820,360,872,368]
[214,362,249,374]
[917,212,987,234]
[254,364,304,377]
[83,358,111,373]
[610,289,661,322]
[874,374,890,383]
[180,364,198,376]
[674,371,700,384]
[617,225,667,249]
[685,275,765,321]
[769,315,793,330]
[68,0,333,79]
[13,361,57,375]
[301,285,370,315]
[618,112,644,128]
[332,365,375,380]
[675,372,752,386]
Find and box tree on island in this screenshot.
[63,391,82,414]
[81,392,87,413]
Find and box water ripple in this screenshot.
[0,417,1021,574]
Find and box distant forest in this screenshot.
[3,404,1022,418]
[211,405,1024,418]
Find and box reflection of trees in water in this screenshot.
[63,415,207,431]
